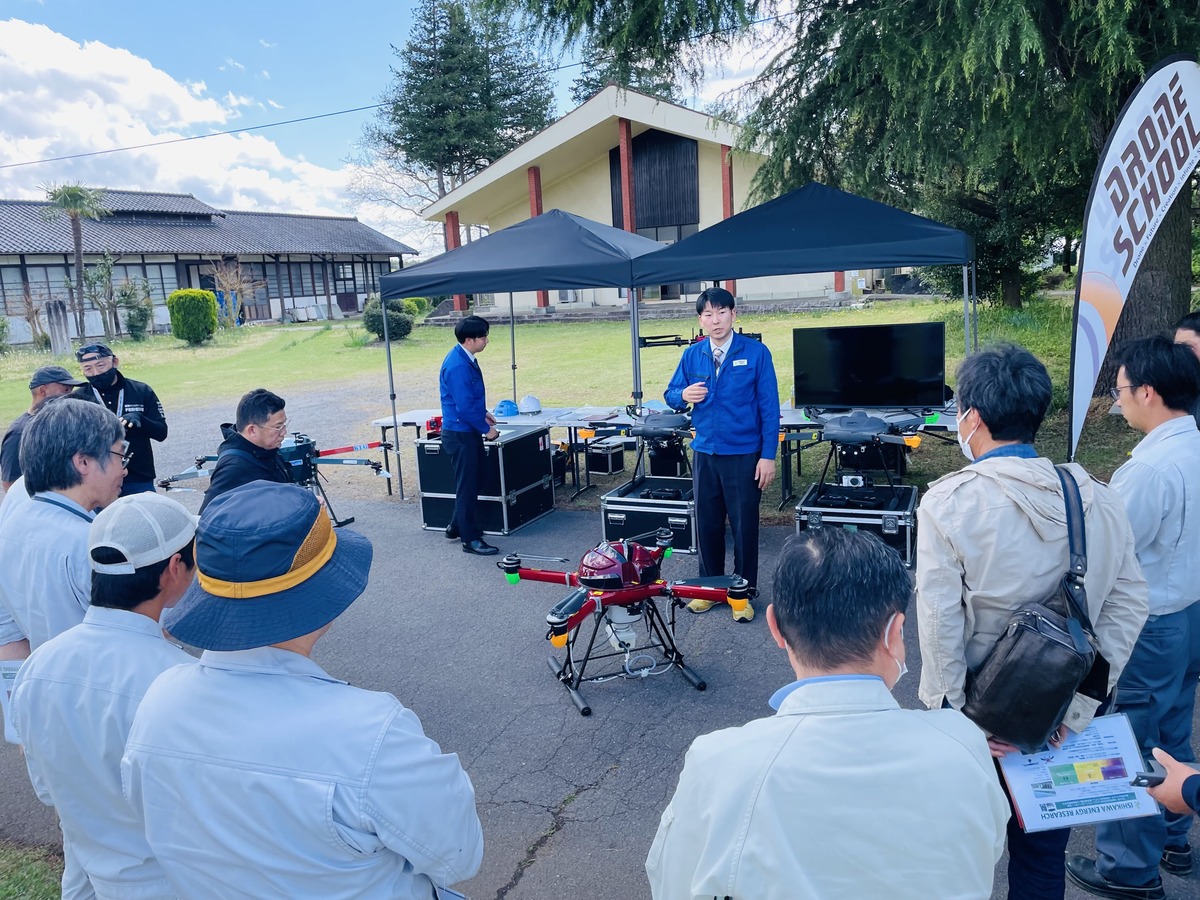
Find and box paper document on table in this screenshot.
[999,714,1160,832]
[1,659,22,744]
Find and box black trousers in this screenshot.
[441,429,485,543]
[692,451,762,590]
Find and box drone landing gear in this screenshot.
[309,474,354,528]
[547,597,705,716]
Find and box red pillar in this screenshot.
[619,118,636,233]
[528,167,549,308]
[720,144,736,296]
[834,271,846,292]
[444,210,467,312]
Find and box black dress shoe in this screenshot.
[444,522,459,540]
[1066,856,1164,900]
[462,539,499,556]
[1161,843,1193,876]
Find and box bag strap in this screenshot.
[1054,465,1093,631]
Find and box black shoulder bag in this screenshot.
[961,466,1111,753]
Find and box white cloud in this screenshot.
[259,69,270,80]
[267,99,284,109]
[221,57,245,71]
[0,19,422,249]
[258,39,275,49]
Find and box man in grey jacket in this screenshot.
[915,343,1148,900]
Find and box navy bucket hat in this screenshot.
[165,481,373,650]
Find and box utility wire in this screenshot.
[1,11,797,171]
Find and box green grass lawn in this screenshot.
[0,845,61,900]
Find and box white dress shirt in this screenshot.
[0,490,93,649]
[12,606,195,899]
[647,677,1008,900]
[123,647,483,900]
[1109,415,1200,615]
[0,477,33,646]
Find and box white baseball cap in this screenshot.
[88,493,200,575]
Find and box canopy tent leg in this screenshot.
[509,292,517,401]
[381,297,405,500]
[970,261,979,351]
[961,266,970,356]
[629,285,643,409]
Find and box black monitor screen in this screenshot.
[792,322,946,409]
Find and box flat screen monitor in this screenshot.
[792,322,946,410]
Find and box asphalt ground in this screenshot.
[1,378,1197,899]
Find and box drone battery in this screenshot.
[601,476,697,553]
[585,437,625,475]
[795,483,918,567]
[417,426,555,535]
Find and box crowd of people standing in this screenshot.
[0,308,1196,898]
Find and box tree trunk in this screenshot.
[71,215,86,337]
[1000,264,1023,309]
[1062,235,1073,274]
[1095,191,1193,394]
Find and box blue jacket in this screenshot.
[665,333,779,458]
[439,344,489,434]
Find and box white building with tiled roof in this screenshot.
[0,189,417,343]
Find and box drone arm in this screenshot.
[517,568,579,587]
[669,583,733,604]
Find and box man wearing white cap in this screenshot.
[123,481,483,900]
[11,493,198,900]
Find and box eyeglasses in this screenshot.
[268,420,290,434]
[1109,384,1141,400]
[108,447,133,469]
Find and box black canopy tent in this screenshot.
[630,182,979,355]
[377,211,665,497]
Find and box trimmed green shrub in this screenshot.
[362,297,414,342]
[117,278,153,342]
[166,289,218,345]
[0,314,8,354]
[402,296,429,317]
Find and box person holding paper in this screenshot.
[647,528,1008,900]
[915,344,1148,900]
[1068,336,1200,899]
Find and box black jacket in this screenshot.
[72,371,167,483]
[200,425,291,513]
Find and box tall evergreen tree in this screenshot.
[570,39,681,105]
[42,182,109,335]
[499,0,1199,342]
[356,0,555,248]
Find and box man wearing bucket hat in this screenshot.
[12,493,198,900]
[1,365,85,491]
[123,481,483,899]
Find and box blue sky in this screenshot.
[0,1,770,250]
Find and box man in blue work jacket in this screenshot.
[666,287,778,621]
[440,315,500,556]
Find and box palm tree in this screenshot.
[42,183,109,337]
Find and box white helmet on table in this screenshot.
[518,395,542,414]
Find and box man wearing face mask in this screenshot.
[915,343,1148,900]
[647,528,1009,900]
[73,344,167,496]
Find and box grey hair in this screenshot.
[20,397,125,493]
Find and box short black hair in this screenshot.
[695,286,735,316]
[235,389,286,432]
[90,540,196,610]
[1174,311,1200,335]
[956,344,1052,442]
[770,529,911,670]
[21,397,125,493]
[455,315,490,342]
[1113,335,1200,413]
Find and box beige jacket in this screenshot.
[916,456,1148,731]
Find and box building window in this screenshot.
[25,266,72,305]
[0,267,23,315]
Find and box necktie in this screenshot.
[713,347,724,373]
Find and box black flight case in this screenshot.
[600,475,697,553]
[417,426,554,535]
[795,482,918,567]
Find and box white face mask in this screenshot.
[956,408,979,462]
[882,611,908,689]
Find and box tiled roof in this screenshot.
[0,194,417,256]
[98,190,222,216]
